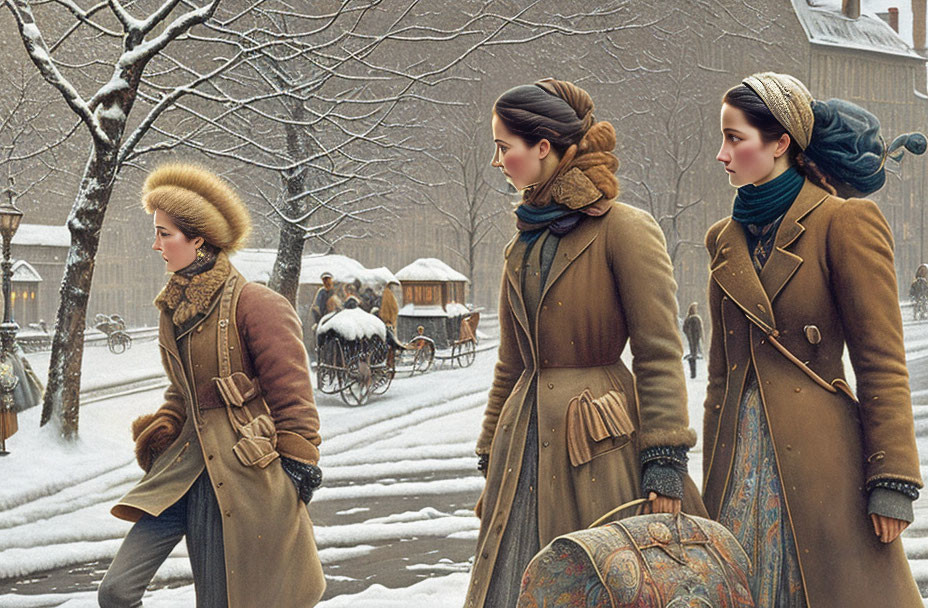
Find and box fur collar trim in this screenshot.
[155,252,231,326]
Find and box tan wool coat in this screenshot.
[702,180,923,607]
[113,261,325,607]
[465,202,705,608]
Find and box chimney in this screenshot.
[889,7,900,32]
[842,0,860,19]
[915,0,927,54]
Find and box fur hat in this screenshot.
[142,164,251,252]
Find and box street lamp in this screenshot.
[0,177,23,456]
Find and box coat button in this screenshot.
[196,326,203,333]
[547,383,554,389]
[794,387,801,393]
[804,325,822,345]
[543,441,550,448]
[225,511,232,517]
[757,304,766,312]
[713,405,721,411]
[208,454,214,460]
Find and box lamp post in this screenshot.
[0,177,23,456]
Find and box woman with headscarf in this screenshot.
[703,72,925,606]
[465,79,706,608]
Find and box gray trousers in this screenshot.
[99,471,227,607]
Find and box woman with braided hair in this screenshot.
[465,79,706,608]
[703,72,926,606]
[99,164,325,607]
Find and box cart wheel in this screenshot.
[411,340,435,375]
[341,355,373,406]
[458,340,476,367]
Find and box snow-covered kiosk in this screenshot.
[395,258,470,349]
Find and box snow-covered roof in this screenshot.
[794,0,925,60]
[395,258,468,283]
[398,302,471,318]
[11,260,41,282]
[317,307,386,341]
[301,253,397,288]
[11,224,70,248]
[229,249,398,288]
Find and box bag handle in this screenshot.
[587,497,650,528]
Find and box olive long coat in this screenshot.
[466,202,705,608]
[113,265,325,607]
[702,180,923,607]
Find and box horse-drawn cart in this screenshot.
[315,308,395,406]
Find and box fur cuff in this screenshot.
[638,427,698,451]
[277,430,320,465]
[134,414,182,472]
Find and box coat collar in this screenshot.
[504,206,609,338]
[155,253,231,327]
[710,179,830,331]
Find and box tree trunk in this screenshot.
[268,105,308,307]
[268,198,305,306]
[40,143,118,439]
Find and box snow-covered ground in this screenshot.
[2,312,928,607]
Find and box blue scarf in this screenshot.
[732,166,804,227]
[514,203,582,244]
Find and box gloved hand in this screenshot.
[280,456,323,503]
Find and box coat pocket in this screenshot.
[231,413,279,469]
[566,388,635,467]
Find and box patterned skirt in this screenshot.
[718,377,806,607]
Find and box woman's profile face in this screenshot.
[717,103,782,187]
[491,113,548,191]
[152,209,203,273]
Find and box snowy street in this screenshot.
[2,310,928,606]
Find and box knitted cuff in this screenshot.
[641,462,685,500]
[640,445,689,470]
[866,478,920,501]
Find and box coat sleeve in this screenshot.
[702,222,728,480]
[607,206,696,450]
[827,198,922,488]
[238,283,322,465]
[476,264,525,456]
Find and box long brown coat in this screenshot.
[702,180,923,607]
[113,264,325,607]
[466,202,705,608]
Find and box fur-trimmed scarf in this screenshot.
[516,121,620,242]
[154,252,231,327]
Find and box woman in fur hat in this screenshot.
[465,79,707,608]
[702,72,925,606]
[99,164,325,608]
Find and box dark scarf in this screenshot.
[732,166,804,227]
[154,252,231,327]
[516,121,620,243]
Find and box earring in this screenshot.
[196,247,205,260]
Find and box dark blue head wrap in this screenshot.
[804,99,926,195]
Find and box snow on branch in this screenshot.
[4,0,112,145]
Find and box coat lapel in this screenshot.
[711,179,831,331]
[538,213,602,308]
[710,218,776,332]
[759,180,829,303]
[504,236,531,338]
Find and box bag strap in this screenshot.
[216,274,238,379]
[735,303,858,403]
